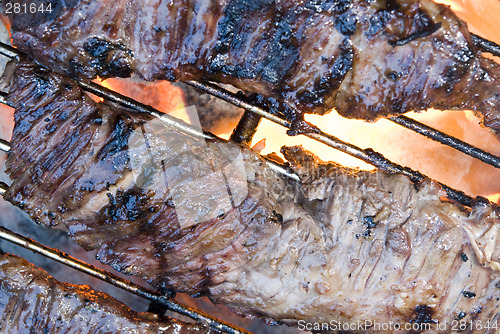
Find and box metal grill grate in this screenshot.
[0,29,499,333]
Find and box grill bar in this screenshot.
[186,81,481,207]
[0,89,299,182]
[471,33,500,57]
[0,41,498,174]
[0,42,20,60]
[230,110,262,145]
[0,217,250,334]
[0,138,9,153]
[390,115,500,168]
[78,81,215,141]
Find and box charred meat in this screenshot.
[0,251,211,333]
[4,59,500,330]
[6,0,500,136]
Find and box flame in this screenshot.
[436,0,500,45]
[487,193,500,204]
[97,78,191,123]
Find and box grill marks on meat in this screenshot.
[7,0,500,137]
[5,60,500,329]
[0,252,211,333]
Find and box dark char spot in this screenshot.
[412,305,438,325]
[83,37,133,78]
[214,0,301,85]
[335,11,357,36]
[45,124,57,133]
[386,71,402,81]
[216,0,275,54]
[367,10,391,37]
[463,291,476,298]
[272,210,284,223]
[97,116,131,160]
[297,38,353,107]
[362,216,377,237]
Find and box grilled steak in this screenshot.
[7,0,500,136]
[0,251,211,333]
[5,59,500,331]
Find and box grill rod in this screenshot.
[2,38,500,171]
[186,81,485,207]
[0,93,299,182]
[389,115,500,168]
[0,137,9,153]
[0,196,250,334]
[190,80,500,170]
[471,34,500,57]
[0,64,481,207]
[0,41,499,171]
[0,43,495,205]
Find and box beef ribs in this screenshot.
[4,58,500,330]
[0,251,211,333]
[6,0,500,137]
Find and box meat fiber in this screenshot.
[6,0,500,137]
[4,59,500,331]
[0,251,212,333]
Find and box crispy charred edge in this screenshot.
[81,37,134,78]
[210,0,353,84]
[210,0,355,129]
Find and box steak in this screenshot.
[6,0,500,137]
[0,251,212,333]
[4,58,500,331]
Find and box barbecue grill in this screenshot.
[0,7,500,333]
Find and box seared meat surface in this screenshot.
[7,0,500,136]
[0,252,211,333]
[5,59,500,331]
